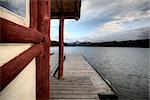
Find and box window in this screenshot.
[0,0,30,27]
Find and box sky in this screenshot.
[51,0,150,43]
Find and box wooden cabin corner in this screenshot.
[0,0,51,100]
[0,0,117,100]
[0,0,81,100]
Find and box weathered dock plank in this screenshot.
[50,55,115,100]
[50,54,58,76]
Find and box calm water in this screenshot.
[51,47,150,100]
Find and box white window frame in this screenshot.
[0,0,30,27]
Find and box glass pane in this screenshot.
[0,0,26,18]
[0,0,30,27]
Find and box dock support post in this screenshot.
[58,17,64,79]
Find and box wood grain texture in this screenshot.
[36,0,50,100]
[0,0,50,100]
[30,0,38,29]
[51,0,81,20]
[58,17,64,79]
[50,55,116,100]
[0,18,43,43]
[0,44,42,91]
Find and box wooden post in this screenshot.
[36,0,50,100]
[58,17,64,79]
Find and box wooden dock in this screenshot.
[50,54,59,76]
[50,55,116,100]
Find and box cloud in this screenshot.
[64,32,74,42]
[98,20,123,33]
[81,0,150,22]
[80,0,116,22]
[51,0,150,42]
[80,20,124,42]
[51,20,59,41]
[78,0,150,42]
[80,27,150,42]
[136,27,150,39]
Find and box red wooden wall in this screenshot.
[0,0,50,100]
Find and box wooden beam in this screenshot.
[36,0,50,100]
[51,0,81,20]
[51,12,79,20]
[0,44,42,91]
[30,0,38,29]
[58,17,64,79]
[60,0,64,14]
[55,0,60,11]
[78,0,81,19]
[0,18,43,43]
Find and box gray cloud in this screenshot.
[82,27,150,42]
[51,0,150,42]
[81,0,150,23]
[79,0,150,42]
[137,27,150,39]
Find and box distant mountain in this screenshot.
[121,27,150,40]
[51,41,59,46]
[51,41,67,46]
[51,39,149,48]
[51,27,149,48]
[93,39,149,48]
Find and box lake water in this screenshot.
[51,47,149,100]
